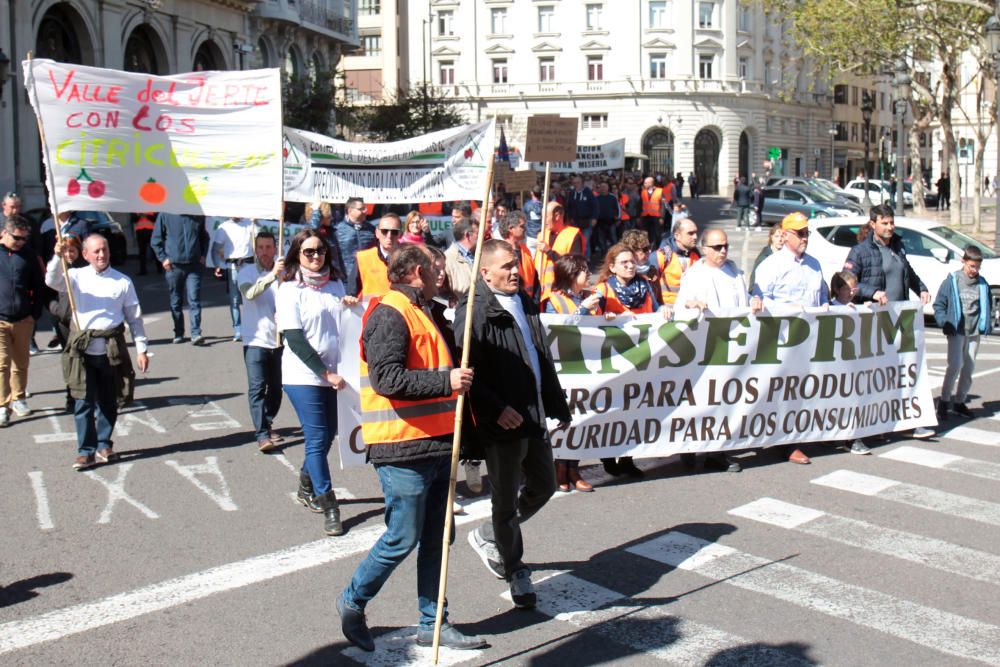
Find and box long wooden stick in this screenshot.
[26,53,79,331]
[431,124,497,664]
[533,161,553,269]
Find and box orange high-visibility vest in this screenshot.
[365,203,376,216]
[515,242,537,297]
[641,188,663,217]
[656,247,700,304]
[418,202,444,216]
[542,290,604,316]
[534,226,583,301]
[359,290,457,445]
[134,213,156,231]
[619,194,631,222]
[595,280,655,314]
[356,247,391,298]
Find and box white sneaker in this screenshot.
[464,461,483,494]
[0,407,8,427]
[10,399,30,417]
[912,427,934,439]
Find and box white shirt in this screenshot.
[276,278,346,386]
[493,290,542,393]
[212,218,254,262]
[673,259,749,319]
[238,262,280,349]
[751,246,829,307]
[45,257,148,356]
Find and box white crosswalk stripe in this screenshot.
[729,497,1000,585]
[880,445,1000,481]
[811,469,1000,526]
[939,424,1000,447]
[625,531,1000,664]
[499,571,815,666]
[341,629,482,666]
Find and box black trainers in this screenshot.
[936,401,949,420]
[415,623,487,650]
[953,403,973,418]
[337,594,374,652]
[508,568,536,609]
[467,528,505,579]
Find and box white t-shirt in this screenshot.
[276,279,346,386]
[212,218,254,262]
[237,263,280,349]
[673,259,750,319]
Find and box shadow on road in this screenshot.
[0,572,74,608]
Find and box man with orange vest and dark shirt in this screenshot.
[499,210,538,303]
[347,213,401,300]
[132,212,159,275]
[338,244,486,653]
[655,217,700,306]
[639,176,668,246]
[534,202,584,301]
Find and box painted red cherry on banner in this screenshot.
[282,147,289,158]
[88,180,106,198]
[464,148,474,158]
[67,179,81,196]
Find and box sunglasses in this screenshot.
[9,233,29,242]
[301,246,327,258]
[705,243,729,252]
[793,229,810,239]
[379,228,401,236]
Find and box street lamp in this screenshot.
[861,91,875,208]
[828,123,838,182]
[893,58,911,212]
[985,11,1000,249]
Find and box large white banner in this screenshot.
[283,121,496,203]
[22,59,283,219]
[334,302,936,467]
[532,139,626,173]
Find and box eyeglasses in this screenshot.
[301,246,327,258]
[794,229,810,239]
[9,233,29,242]
[379,228,401,236]
[705,243,729,252]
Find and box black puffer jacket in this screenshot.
[844,233,927,302]
[454,278,571,443]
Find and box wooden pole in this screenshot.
[431,124,497,664]
[533,161,553,269]
[26,53,79,331]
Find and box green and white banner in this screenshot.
[283,120,496,204]
[335,302,936,466]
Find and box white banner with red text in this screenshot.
[335,302,936,466]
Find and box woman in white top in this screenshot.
[277,229,348,536]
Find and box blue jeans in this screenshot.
[225,266,242,336]
[74,354,118,455]
[244,346,282,440]
[165,263,203,338]
[283,384,337,495]
[343,456,453,629]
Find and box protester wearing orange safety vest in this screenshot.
[498,210,539,303]
[132,212,158,275]
[339,244,486,654]
[654,218,700,305]
[347,213,402,301]
[418,202,444,216]
[639,176,668,246]
[594,244,659,316]
[534,202,584,301]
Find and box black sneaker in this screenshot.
[952,403,973,418]
[337,594,374,652]
[467,528,505,579]
[415,623,487,650]
[508,568,536,609]
[936,401,949,420]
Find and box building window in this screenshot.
[490,7,507,34]
[361,35,381,57]
[539,57,555,82]
[582,113,609,129]
[359,0,380,16]
[698,54,713,79]
[833,84,848,104]
[438,11,454,36]
[493,59,508,84]
[738,57,750,79]
[738,7,751,31]
[649,54,667,79]
[851,86,858,106]
[587,56,604,81]
[880,92,886,110]
[439,60,454,85]
[649,1,667,28]
[699,2,714,28]
[764,61,773,84]
[586,3,603,30]
[851,123,858,141]
[538,5,555,32]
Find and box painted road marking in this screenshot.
[272,452,357,501]
[115,401,167,436]
[165,457,238,512]
[880,446,1000,482]
[28,471,54,531]
[341,627,482,666]
[166,398,240,431]
[729,497,1000,585]
[83,463,160,524]
[939,425,999,447]
[627,532,1000,665]
[32,415,76,444]
[811,470,1000,527]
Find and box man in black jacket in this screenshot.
[844,204,930,306]
[455,239,571,610]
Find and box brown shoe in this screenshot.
[258,437,280,452]
[268,431,285,444]
[555,462,570,492]
[73,454,96,470]
[95,448,118,464]
[788,448,811,465]
[568,467,594,492]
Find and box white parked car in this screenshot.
[844,179,914,207]
[807,215,1000,322]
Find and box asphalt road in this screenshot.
[2,205,998,666]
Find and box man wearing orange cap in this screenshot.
[750,211,828,465]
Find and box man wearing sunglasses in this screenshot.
[347,213,402,300]
[0,217,45,427]
[751,212,828,465]
[675,229,762,319]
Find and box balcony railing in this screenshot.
[426,77,774,100]
[256,0,355,40]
